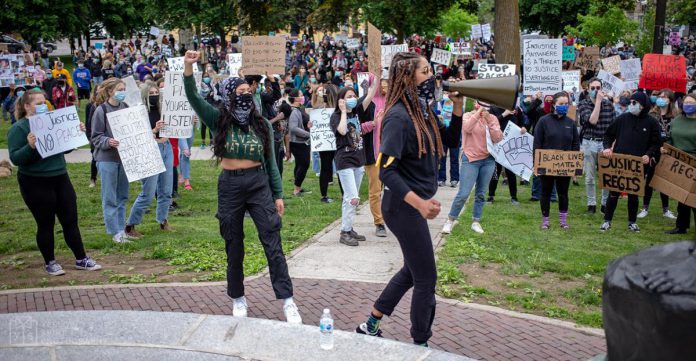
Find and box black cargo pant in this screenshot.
[374,190,437,344]
[217,166,293,300]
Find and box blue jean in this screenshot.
[532,175,557,201]
[93,76,104,86]
[97,161,130,235]
[312,151,321,174]
[126,142,174,225]
[438,147,460,182]
[337,166,364,232]
[448,154,496,221]
[179,134,194,179]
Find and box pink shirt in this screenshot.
[372,93,386,160]
[461,110,503,162]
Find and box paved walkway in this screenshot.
[0,147,215,165]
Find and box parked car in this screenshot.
[37,39,57,53]
[0,35,29,53]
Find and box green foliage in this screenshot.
[360,0,450,41]
[565,5,638,46]
[590,0,637,14]
[519,0,589,36]
[634,7,655,57]
[667,0,696,26]
[440,5,479,39]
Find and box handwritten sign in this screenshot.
[167,57,199,72]
[638,54,687,93]
[357,72,370,98]
[227,53,242,78]
[471,24,483,39]
[601,55,621,75]
[481,23,492,41]
[669,32,681,46]
[651,145,696,208]
[562,46,575,61]
[28,106,88,158]
[149,27,159,36]
[160,72,200,138]
[430,48,452,66]
[574,46,599,71]
[451,42,472,56]
[107,105,166,182]
[599,153,645,196]
[562,70,581,97]
[381,44,408,70]
[367,22,382,79]
[477,63,516,79]
[122,75,142,106]
[309,108,336,152]
[619,58,641,90]
[597,70,625,97]
[534,149,584,176]
[239,36,285,75]
[346,38,361,49]
[523,39,562,95]
[487,122,534,181]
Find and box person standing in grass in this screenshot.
[181,50,302,324]
[8,88,102,276]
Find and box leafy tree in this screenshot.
[519,0,589,36]
[634,6,655,57]
[565,5,638,46]
[307,0,357,33]
[361,0,449,42]
[440,5,478,39]
[667,0,696,26]
[590,0,637,14]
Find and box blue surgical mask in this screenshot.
[203,77,211,84]
[650,95,657,104]
[113,91,127,102]
[684,104,696,115]
[656,98,669,108]
[628,103,642,115]
[345,98,358,110]
[35,103,49,114]
[589,90,597,99]
[555,105,569,115]
[16,91,24,98]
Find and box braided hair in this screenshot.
[383,52,443,158]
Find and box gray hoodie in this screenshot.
[90,101,129,162]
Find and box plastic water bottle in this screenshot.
[442,96,453,127]
[319,308,334,350]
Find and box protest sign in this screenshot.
[94,43,103,50]
[178,29,193,48]
[471,24,483,39]
[534,149,584,176]
[651,145,696,208]
[430,48,452,66]
[309,108,336,152]
[574,46,599,71]
[601,55,621,75]
[638,54,687,93]
[562,46,575,61]
[561,70,581,97]
[663,45,673,54]
[346,38,361,49]
[227,53,242,78]
[451,42,472,56]
[367,22,382,79]
[357,72,370,98]
[240,36,286,75]
[122,75,142,106]
[107,105,166,182]
[160,72,201,138]
[481,24,492,41]
[28,106,88,158]
[620,58,641,90]
[167,57,199,72]
[598,153,645,196]
[487,122,534,181]
[477,63,516,79]
[149,27,160,36]
[523,38,562,95]
[669,32,681,46]
[381,44,408,70]
[597,70,625,97]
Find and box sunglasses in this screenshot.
[589,86,601,91]
[630,100,640,106]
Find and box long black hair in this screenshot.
[212,91,271,162]
[333,86,358,116]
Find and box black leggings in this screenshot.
[540,176,570,217]
[676,202,696,231]
[18,173,87,264]
[290,142,310,188]
[90,143,98,181]
[489,163,517,199]
[274,140,285,178]
[604,191,640,223]
[643,163,669,210]
[201,123,212,143]
[319,150,335,197]
[374,190,436,344]
[216,167,293,299]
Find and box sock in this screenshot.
[234,296,246,305]
[283,297,294,307]
[366,313,382,334]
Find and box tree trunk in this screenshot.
[494,0,521,76]
[85,29,91,49]
[396,28,404,44]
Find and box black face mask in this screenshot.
[416,76,435,102]
[58,81,66,86]
[149,95,159,107]
[231,93,254,129]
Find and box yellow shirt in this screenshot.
[51,68,74,89]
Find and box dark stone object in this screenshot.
[603,241,696,361]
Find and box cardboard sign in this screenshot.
[597,70,625,97]
[122,75,142,106]
[367,22,381,79]
[240,36,286,75]
[481,23,492,41]
[534,149,584,176]
[638,54,687,93]
[160,71,201,138]
[477,63,516,79]
[167,57,199,72]
[651,146,696,208]
[562,46,575,61]
[620,58,641,90]
[663,143,696,167]
[309,108,336,152]
[562,70,581,97]
[471,24,483,39]
[430,48,452,66]
[574,46,599,71]
[487,122,534,181]
[599,153,645,196]
[28,106,88,158]
[669,32,681,46]
[663,45,673,55]
[522,39,563,95]
[178,29,193,47]
[381,44,408,70]
[107,105,166,182]
[601,55,621,75]
[227,53,242,78]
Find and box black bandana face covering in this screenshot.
[416,76,435,102]
[232,93,254,128]
[220,77,254,132]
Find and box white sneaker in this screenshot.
[663,210,677,220]
[233,297,248,318]
[283,302,302,324]
[112,232,130,244]
[442,219,454,234]
[471,222,484,234]
[637,209,648,219]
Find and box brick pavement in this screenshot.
[0,277,606,361]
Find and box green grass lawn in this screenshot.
[436,179,685,328]
[0,160,363,289]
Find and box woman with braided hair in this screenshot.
[356,52,462,346]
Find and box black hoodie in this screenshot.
[603,112,662,158]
